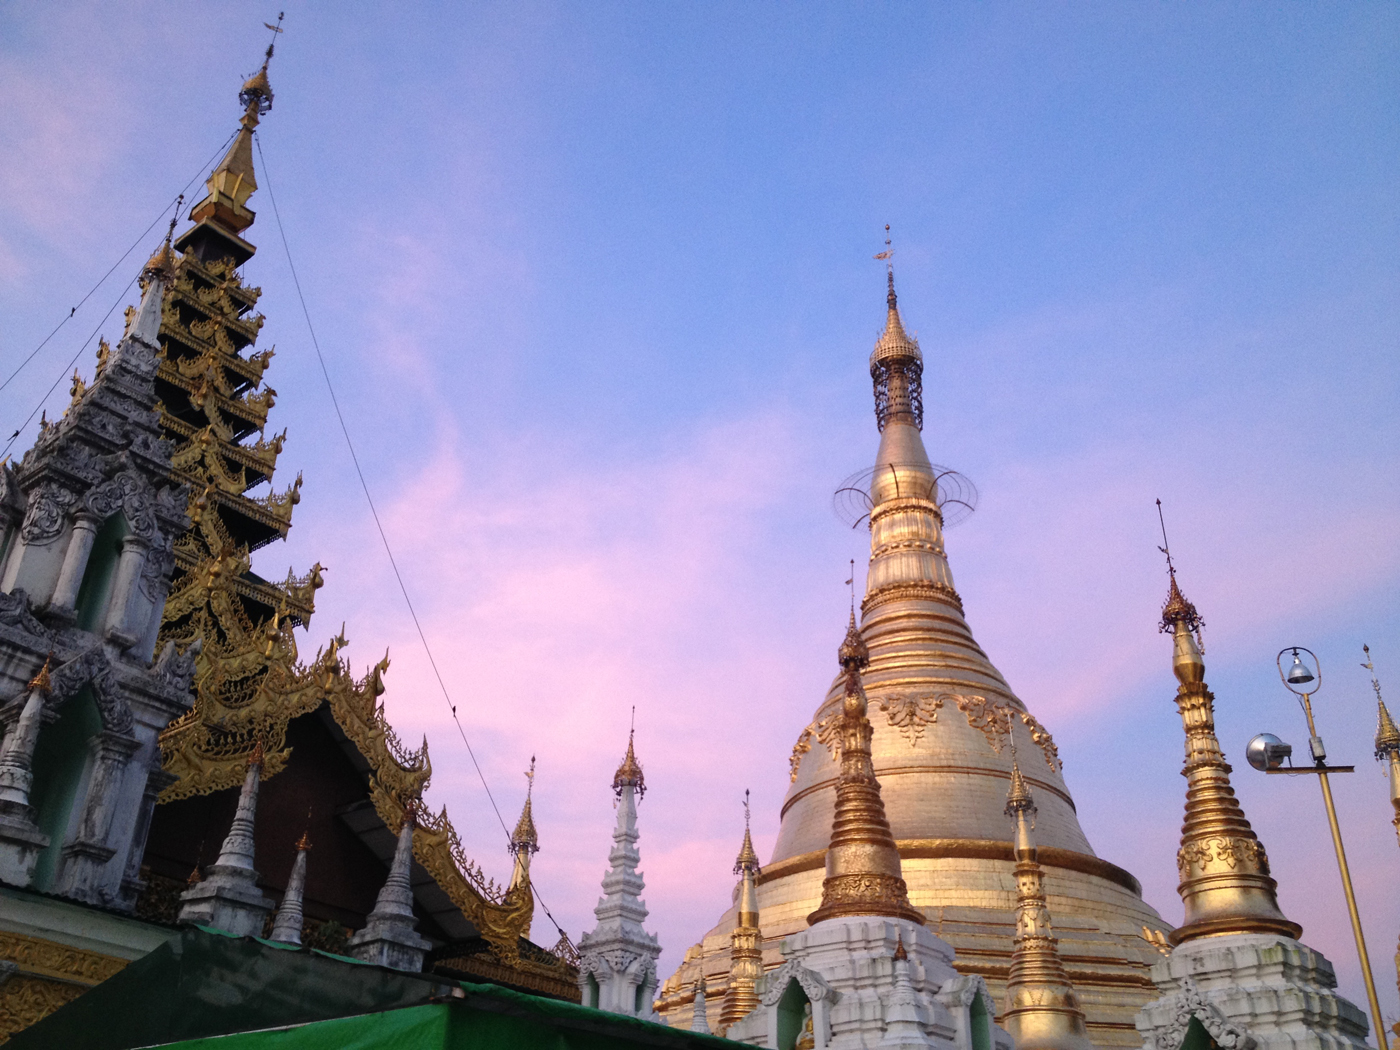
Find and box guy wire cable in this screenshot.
[0,130,237,400]
[256,132,574,944]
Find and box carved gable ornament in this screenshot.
[760,960,837,1007]
[1155,978,1257,1050]
[47,647,134,735]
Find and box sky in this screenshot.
[2,0,1398,1032]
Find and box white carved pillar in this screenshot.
[133,546,172,665]
[48,513,101,617]
[104,534,149,647]
[52,730,140,901]
[0,687,48,806]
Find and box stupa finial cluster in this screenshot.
[718,790,763,1033]
[577,723,661,1020]
[1364,645,1400,848]
[1001,753,1093,1050]
[807,611,923,926]
[1152,523,1299,944]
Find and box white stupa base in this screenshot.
[1135,934,1371,1050]
[726,916,1011,1050]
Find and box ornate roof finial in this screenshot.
[143,196,183,280]
[838,609,870,672]
[1005,749,1036,822]
[720,790,764,1031]
[1156,499,1203,638]
[1002,742,1092,1050]
[869,226,923,432]
[1364,646,1400,759]
[613,717,645,799]
[510,756,540,856]
[734,789,760,875]
[808,609,924,926]
[27,654,52,694]
[188,21,282,236]
[1364,645,1400,848]
[893,931,908,961]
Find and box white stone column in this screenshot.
[103,534,149,647]
[133,573,172,665]
[52,731,140,901]
[49,514,100,617]
[0,687,47,806]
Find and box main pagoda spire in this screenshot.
[663,258,1173,1039]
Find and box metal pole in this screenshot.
[1302,694,1390,1050]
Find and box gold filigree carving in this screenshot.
[0,976,86,1042]
[0,931,129,1042]
[0,932,127,986]
[877,693,945,745]
[1015,710,1062,772]
[789,726,813,782]
[955,695,1012,752]
[1176,837,1270,880]
[949,697,1062,772]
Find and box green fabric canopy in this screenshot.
[149,995,742,1050]
[11,927,741,1050]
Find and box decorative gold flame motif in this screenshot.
[1160,572,1300,944]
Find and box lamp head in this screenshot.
[1285,650,1315,686]
[1246,733,1292,772]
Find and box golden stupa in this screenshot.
[657,269,1171,1045]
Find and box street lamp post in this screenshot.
[1245,647,1389,1050]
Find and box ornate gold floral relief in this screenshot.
[789,726,813,782]
[0,977,85,1043]
[877,693,945,745]
[949,696,1062,772]
[0,932,128,1042]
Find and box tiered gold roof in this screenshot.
[147,57,537,962]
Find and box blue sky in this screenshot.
[3,1,1398,1028]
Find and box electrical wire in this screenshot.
[0,276,138,462]
[255,133,573,943]
[0,131,237,400]
[255,132,575,945]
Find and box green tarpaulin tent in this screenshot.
[11,927,742,1050]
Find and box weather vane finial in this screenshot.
[1155,498,1176,579]
[874,224,894,268]
[1363,645,1383,704]
[263,12,284,60]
